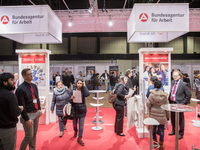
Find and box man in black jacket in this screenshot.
[16,68,42,150]
[0,73,23,150]
[100,70,110,92]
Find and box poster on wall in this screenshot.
[85,66,95,81]
[62,66,73,75]
[143,54,169,92]
[109,66,119,75]
[21,55,46,86]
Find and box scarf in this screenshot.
[54,85,67,95]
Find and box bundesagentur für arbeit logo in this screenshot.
[1,15,9,24]
[139,13,148,22]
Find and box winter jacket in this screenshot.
[114,84,128,107]
[147,89,169,125]
[51,86,71,116]
[71,86,90,118]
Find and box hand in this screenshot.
[19,106,24,112]
[51,110,54,114]
[71,95,75,99]
[83,82,86,86]
[125,95,130,99]
[39,110,43,117]
[133,87,136,91]
[26,119,33,129]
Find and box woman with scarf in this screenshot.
[51,81,71,137]
[70,79,90,146]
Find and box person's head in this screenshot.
[149,67,154,74]
[0,72,15,91]
[160,64,165,71]
[105,70,107,73]
[125,69,132,77]
[64,72,69,76]
[22,68,33,83]
[198,74,200,79]
[96,73,99,78]
[173,70,183,81]
[150,76,158,84]
[155,65,159,71]
[79,71,82,75]
[56,81,63,89]
[14,73,19,80]
[111,71,114,75]
[144,66,149,72]
[76,79,84,90]
[154,80,162,89]
[120,76,128,85]
[57,72,60,75]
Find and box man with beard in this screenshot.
[0,72,23,150]
[15,68,42,150]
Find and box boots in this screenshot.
[77,137,84,146]
[159,141,164,150]
[74,130,78,138]
[152,138,158,148]
[59,131,63,138]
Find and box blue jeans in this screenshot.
[94,86,99,97]
[58,116,67,132]
[153,125,164,142]
[73,117,85,137]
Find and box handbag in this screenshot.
[108,84,120,104]
[63,102,75,120]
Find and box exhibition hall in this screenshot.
[0,0,200,150]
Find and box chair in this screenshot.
[143,117,160,150]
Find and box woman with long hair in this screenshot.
[71,79,90,146]
[113,76,130,136]
[51,81,71,137]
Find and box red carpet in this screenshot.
[16,108,200,150]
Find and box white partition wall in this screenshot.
[16,49,51,125]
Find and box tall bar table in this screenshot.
[89,90,106,130]
[161,104,195,150]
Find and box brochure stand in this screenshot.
[16,49,51,127]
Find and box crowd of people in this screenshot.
[0,67,200,150]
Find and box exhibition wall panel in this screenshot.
[77,37,97,54]
[16,43,40,50]
[159,37,184,54]
[187,36,195,54]
[49,37,68,54]
[0,39,13,55]
[129,43,145,54]
[194,37,200,53]
[100,37,126,54]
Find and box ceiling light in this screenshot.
[108,15,113,26]
[68,16,72,27]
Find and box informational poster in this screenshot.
[143,54,169,92]
[109,66,119,75]
[21,55,46,86]
[62,66,73,74]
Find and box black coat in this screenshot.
[71,86,90,118]
[114,84,128,106]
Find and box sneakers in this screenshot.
[59,131,63,138]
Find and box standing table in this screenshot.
[191,98,200,127]
[161,104,195,150]
[89,90,106,130]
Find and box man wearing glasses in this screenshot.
[168,70,191,140]
[15,68,42,150]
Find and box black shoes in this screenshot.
[168,131,175,136]
[117,133,125,136]
[178,135,183,140]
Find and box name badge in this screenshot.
[33,99,37,103]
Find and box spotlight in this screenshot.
[68,16,72,27]
[108,15,113,26]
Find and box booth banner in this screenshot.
[143,54,168,62]
[21,55,46,86]
[0,5,62,44]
